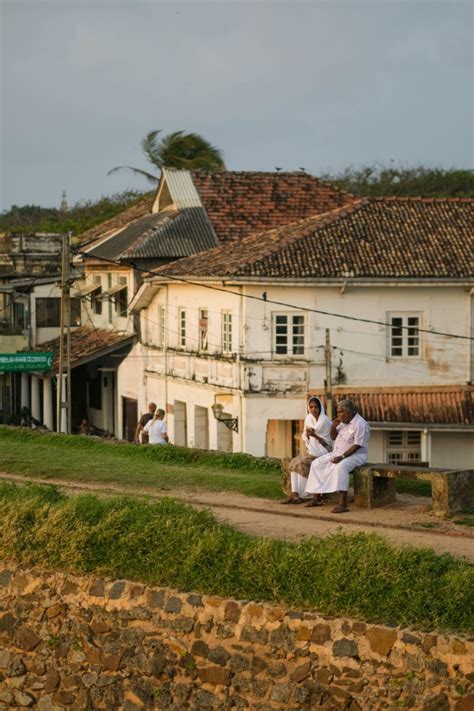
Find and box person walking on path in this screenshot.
[134,402,157,444]
[143,408,169,445]
[304,399,370,513]
[282,396,332,504]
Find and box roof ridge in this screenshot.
[371,196,474,203]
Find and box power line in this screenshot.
[73,250,474,342]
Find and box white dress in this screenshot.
[304,412,370,494]
[289,398,333,497]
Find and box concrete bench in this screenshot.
[353,464,474,518]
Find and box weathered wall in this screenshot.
[0,563,472,711]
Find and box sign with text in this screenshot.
[0,352,54,372]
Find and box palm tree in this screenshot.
[108,130,225,183]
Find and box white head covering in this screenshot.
[302,396,332,455]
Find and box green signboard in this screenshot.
[0,352,54,372]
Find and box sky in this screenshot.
[1,0,472,210]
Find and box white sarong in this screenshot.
[304,450,368,494]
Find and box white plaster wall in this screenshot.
[430,433,474,469]
[142,282,469,390]
[366,430,385,462]
[117,281,471,457]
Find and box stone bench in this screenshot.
[353,464,474,518]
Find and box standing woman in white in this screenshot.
[304,399,370,513]
[282,397,333,504]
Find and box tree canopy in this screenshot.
[0,191,148,236]
[322,165,474,198]
[108,129,225,183]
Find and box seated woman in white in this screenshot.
[143,408,169,445]
[282,397,332,504]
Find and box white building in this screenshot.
[51,168,352,437]
[122,197,474,469]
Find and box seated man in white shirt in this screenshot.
[304,399,370,513]
[143,408,169,445]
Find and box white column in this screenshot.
[43,377,53,431]
[31,376,41,421]
[421,429,432,465]
[60,374,67,433]
[21,373,30,410]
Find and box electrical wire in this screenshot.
[73,249,474,342]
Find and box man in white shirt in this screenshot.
[143,408,169,445]
[304,399,370,513]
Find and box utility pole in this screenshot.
[324,328,333,419]
[56,232,71,433]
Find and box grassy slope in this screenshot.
[0,427,283,499]
[1,482,472,632]
[0,427,431,499]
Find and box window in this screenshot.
[36,298,60,327]
[386,431,421,464]
[13,302,25,331]
[107,274,113,324]
[222,311,232,353]
[158,306,166,348]
[199,309,208,351]
[179,309,186,348]
[116,277,128,317]
[70,298,81,326]
[36,297,80,328]
[273,313,305,355]
[93,276,102,315]
[389,313,421,357]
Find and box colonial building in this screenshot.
[62,169,352,437]
[124,197,473,468]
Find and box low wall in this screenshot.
[0,563,472,710]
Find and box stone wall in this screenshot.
[0,563,472,711]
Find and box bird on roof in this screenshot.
[299,167,307,172]
[275,166,282,171]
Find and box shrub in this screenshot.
[0,483,472,632]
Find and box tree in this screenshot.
[108,130,225,183]
[322,165,474,198]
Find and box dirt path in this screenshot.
[1,471,473,561]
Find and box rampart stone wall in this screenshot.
[0,563,472,710]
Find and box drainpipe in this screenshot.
[165,284,169,412]
[237,285,244,452]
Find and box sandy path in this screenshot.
[1,472,473,561]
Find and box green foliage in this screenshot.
[322,165,474,198]
[108,129,225,183]
[0,482,472,631]
[0,190,149,237]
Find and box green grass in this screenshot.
[453,515,474,528]
[0,427,283,499]
[0,482,472,632]
[395,479,432,497]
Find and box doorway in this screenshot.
[194,405,209,449]
[174,400,187,446]
[122,397,138,442]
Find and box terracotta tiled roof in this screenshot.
[191,171,355,244]
[308,386,474,426]
[154,198,473,279]
[34,327,134,371]
[76,195,154,247]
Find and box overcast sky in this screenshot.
[1,0,472,210]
